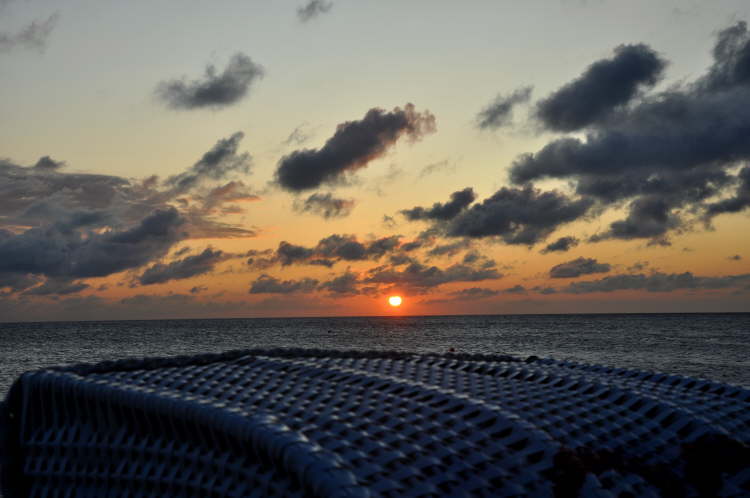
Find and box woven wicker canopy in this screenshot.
[2,349,749,497]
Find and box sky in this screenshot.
[1,0,750,321]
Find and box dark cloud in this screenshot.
[167,132,252,193]
[427,239,472,258]
[297,0,333,22]
[531,286,557,295]
[389,253,416,266]
[293,192,355,219]
[319,270,360,296]
[365,235,402,259]
[729,254,743,261]
[476,86,532,129]
[562,272,750,294]
[402,188,476,221]
[0,160,221,296]
[156,53,264,110]
[0,272,41,294]
[23,278,89,296]
[541,236,579,254]
[591,196,679,244]
[699,21,750,92]
[0,207,183,279]
[33,156,64,171]
[403,186,592,246]
[450,287,500,299]
[364,262,502,290]
[445,186,592,245]
[276,241,316,266]
[549,257,611,279]
[0,134,257,244]
[137,248,227,285]
[536,44,666,131]
[0,13,59,53]
[316,234,367,260]
[246,248,276,270]
[705,166,750,218]
[275,103,435,191]
[272,234,401,268]
[504,284,527,294]
[507,24,750,244]
[249,274,319,294]
[190,286,208,294]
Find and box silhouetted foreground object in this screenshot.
[1,349,749,497]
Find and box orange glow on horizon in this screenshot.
[388,295,403,307]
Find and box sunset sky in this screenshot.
[1,0,750,321]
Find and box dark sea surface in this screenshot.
[1,313,749,397]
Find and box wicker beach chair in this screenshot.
[1,349,749,497]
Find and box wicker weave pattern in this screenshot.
[2,349,749,497]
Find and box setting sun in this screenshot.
[388,296,403,307]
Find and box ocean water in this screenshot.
[1,313,749,397]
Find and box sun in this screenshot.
[388,295,403,307]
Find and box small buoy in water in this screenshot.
[448,347,456,353]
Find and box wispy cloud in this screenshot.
[0,13,59,53]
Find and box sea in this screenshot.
[1,313,749,397]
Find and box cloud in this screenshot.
[0,272,41,294]
[561,272,750,294]
[249,274,319,294]
[167,132,252,193]
[156,53,264,110]
[403,186,592,246]
[297,0,333,22]
[271,233,401,268]
[426,239,472,258]
[0,207,184,279]
[549,257,611,278]
[0,139,263,296]
[318,270,360,296]
[450,287,500,299]
[445,186,592,245]
[33,156,65,170]
[402,188,476,221]
[293,192,355,219]
[283,123,312,146]
[476,86,533,129]
[23,278,89,296]
[0,13,59,53]
[316,234,368,260]
[418,159,454,178]
[728,254,742,261]
[5,131,256,238]
[364,261,502,290]
[137,247,228,285]
[275,103,436,191]
[590,196,679,244]
[535,44,666,131]
[705,166,750,218]
[541,236,579,254]
[699,21,750,92]
[531,286,557,295]
[507,23,750,243]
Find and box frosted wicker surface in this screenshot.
[1,349,749,497]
